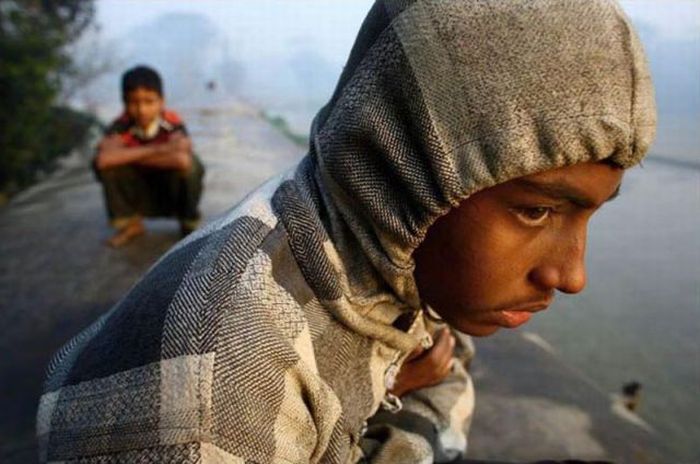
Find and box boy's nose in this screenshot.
[529,229,587,295]
[555,254,587,295]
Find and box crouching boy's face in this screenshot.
[413,161,623,337]
[124,87,164,130]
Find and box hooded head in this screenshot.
[292,0,655,338]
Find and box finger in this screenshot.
[425,357,455,387]
[429,328,455,363]
[418,338,453,374]
[435,327,454,347]
[405,345,425,362]
[410,328,445,362]
[435,358,455,383]
[435,341,456,374]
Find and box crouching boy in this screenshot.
[94,65,204,247]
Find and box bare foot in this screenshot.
[106,219,145,248]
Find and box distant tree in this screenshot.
[59,23,117,106]
[0,0,96,195]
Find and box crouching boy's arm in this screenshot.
[94,134,159,170]
[94,132,192,171]
[134,132,193,171]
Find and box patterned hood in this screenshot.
[306,0,656,309]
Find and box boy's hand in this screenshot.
[166,132,191,153]
[96,133,191,170]
[389,327,455,398]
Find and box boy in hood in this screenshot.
[37,0,655,463]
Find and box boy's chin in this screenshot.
[137,120,154,129]
[445,316,501,337]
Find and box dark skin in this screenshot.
[414,161,623,335]
[393,161,623,396]
[95,87,192,172]
[389,327,455,397]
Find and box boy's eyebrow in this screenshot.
[513,179,621,208]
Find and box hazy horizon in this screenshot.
[69,1,699,164]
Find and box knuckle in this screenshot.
[427,349,442,365]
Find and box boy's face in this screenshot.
[413,161,623,336]
[124,87,164,129]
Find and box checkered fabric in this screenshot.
[38,0,654,462]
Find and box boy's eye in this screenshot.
[513,206,553,226]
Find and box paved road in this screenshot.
[0,102,304,462]
[0,101,666,462]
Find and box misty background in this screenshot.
[68,0,700,167]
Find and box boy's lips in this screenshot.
[496,309,534,328]
[491,301,551,328]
